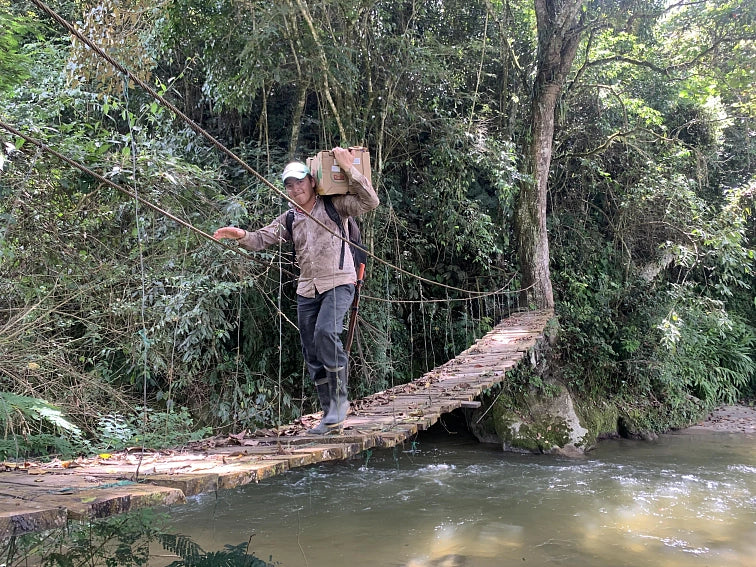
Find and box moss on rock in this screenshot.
[572,398,621,442]
[471,379,593,456]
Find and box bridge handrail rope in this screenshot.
[1,116,523,309]
[0,119,285,272]
[20,0,519,302]
[0,119,304,332]
[124,77,151,480]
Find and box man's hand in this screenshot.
[332,147,355,174]
[213,227,245,240]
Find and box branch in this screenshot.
[558,128,642,159]
[292,0,347,141]
[581,33,756,78]
[499,0,530,89]
[583,55,670,75]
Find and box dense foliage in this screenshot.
[2,509,276,567]
[1,0,755,455]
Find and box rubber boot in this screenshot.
[309,378,331,435]
[323,367,349,426]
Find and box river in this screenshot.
[156,420,755,566]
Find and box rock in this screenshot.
[470,380,593,456]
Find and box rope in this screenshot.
[360,277,531,304]
[124,78,149,481]
[0,116,308,341]
[25,0,514,301]
[276,200,285,430]
[0,118,297,279]
[10,3,532,437]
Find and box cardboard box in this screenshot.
[307,147,372,195]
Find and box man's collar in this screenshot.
[294,194,319,214]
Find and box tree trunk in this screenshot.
[288,81,308,159]
[293,0,348,142]
[515,0,584,309]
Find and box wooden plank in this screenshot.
[38,483,185,520]
[0,497,68,538]
[212,463,283,490]
[147,473,219,497]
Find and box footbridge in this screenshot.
[0,309,554,539]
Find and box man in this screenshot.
[213,147,379,434]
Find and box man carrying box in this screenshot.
[213,147,379,434]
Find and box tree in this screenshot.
[515,0,584,309]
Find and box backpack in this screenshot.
[285,195,367,273]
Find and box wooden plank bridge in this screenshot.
[0,309,554,540]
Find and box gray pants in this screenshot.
[297,284,355,382]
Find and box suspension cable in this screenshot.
[0,118,297,279]
[25,0,514,300]
[123,78,149,479]
[0,116,309,338]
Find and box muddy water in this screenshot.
[156,424,755,567]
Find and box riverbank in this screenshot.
[684,403,756,434]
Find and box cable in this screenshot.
[0,116,309,341]
[26,0,514,301]
[0,118,298,280]
[124,78,149,480]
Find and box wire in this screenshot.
[124,78,149,480]
[0,118,298,280]
[0,116,310,341]
[25,0,516,301]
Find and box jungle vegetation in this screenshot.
[1,0,755,458]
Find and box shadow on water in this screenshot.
[152,413,755,567]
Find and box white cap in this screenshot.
[281,161,310,182]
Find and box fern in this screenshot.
[657,299,756,406]
[95,407,213,452]
[159,536,276,567]
[159,534,205,562]
[0,392,89,459]
[0,392,82,436]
